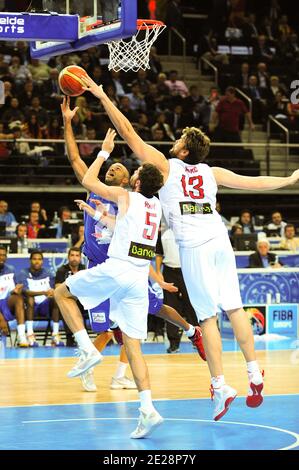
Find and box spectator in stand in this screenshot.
[74,96,92,123]
[42,68,63,110]
[45,116,63,140]
[0,54,10,80]
[146,82,168,113]
[236,210,255,234]
[17,80,38,108]
[23,114,46,139]
[79,127,101,158]
[25,96,49,128]
[248,239,282,268]
[266,211,287,237]
[15,223,28,253]
[125,83,147,112]
[30,201,49,226]
[242,13,259,45]
[17,250,64,347]
[135,113,152,140]
[0,81,14,108]
[8,55,32,85]
[0,200,17,227]
[166,103,185,136]
[206,86,221,117]
[132,70,152,95]
[55,246,86,346]
[279,224,299,251]
[28,58,51,83]
[230,224,244,250]
[119,96,138,123]
[109,70,127,97]
[0,245,27,347]
[253,35,275,63]
[268,76,288,103]
[260,17,277,41]
[151,112,175,141]
[277,33,296,67]
[71,112,86,139]
[151,127,169,154]
[243,75,267,123]
[54,206,72,239]
[165,70,189,99]
[184,102,209,132]
[278,15,292,38]
[210,86,254,145]
[268,0,281,25]
[78,51,95,76]
[183,85,210,118]
[72,222,85,249]
[2,97,25,126]
[27,210,43,238]
[104,84,119,107]
[268,91,289,122]
[148,46,162,77]
[199,28,229,69]
[256,63,270,90]
[235,62,251,89]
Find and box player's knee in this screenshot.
[54,283,68,302]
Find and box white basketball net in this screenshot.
[107,22,166,72]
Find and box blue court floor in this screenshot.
[0,395,298,450]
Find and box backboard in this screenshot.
[29,0,137,60]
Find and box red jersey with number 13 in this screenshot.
[159,159,227,247]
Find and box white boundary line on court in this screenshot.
[0,393,298,409]
[20,417,299,451]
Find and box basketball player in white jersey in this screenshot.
[81,74,299,421]
[55,131,165,438]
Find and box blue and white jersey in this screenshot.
[0,264,16,300]
[82,191,118,264]
[17,268,55,305]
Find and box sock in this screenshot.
[26,321,34,336]
[52,322,59,335]
[247,360,260,375]
[139,390,155,413]
[74,329,97,353]
[211,375,225,389]
[185,325,196,338]
[17,324,26,338]
[114,361,128,379]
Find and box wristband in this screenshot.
[97,150,110,160]
[93,210,103,222]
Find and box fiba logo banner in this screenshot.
[267,304,298,337]
[245,307,266,335]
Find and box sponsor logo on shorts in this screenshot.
[128,241,155,260]
[91,312,106,324]
[179,202,213,215]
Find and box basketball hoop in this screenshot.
[107,19,166,72]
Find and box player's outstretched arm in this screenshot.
[61,96,88,184]
[82,128,128,206]
[81,75,169,178]
[212,167,299,191]
[74,199,116,231]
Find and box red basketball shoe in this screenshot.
[246,370,264,408]
[189,326,206,361]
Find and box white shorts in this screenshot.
[179,234,242,322]
[66,258,149,339]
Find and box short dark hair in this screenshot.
[285,223,295,231]
[226,86,236,95]
[0,245,7,253]
[68,246,82,256]
[30,250,43,259]
[139,164,164,198]
[58,206,71,218]
[182,127,210,164]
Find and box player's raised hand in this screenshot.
[102,128,117,154]
[60,96,79,121]
[74,199,97,219]
[81,75,105,99]
[90,199,108,216]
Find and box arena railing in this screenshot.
[235,88,253,143]
[199,57,219,87]
[0,138,298,191]
[267,115,290,177]
[167,27,187,80]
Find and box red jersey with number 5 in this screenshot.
[159,159,227,247]
[108,192,162,266]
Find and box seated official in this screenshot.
[279,224,299,252]
[248,239,283,268]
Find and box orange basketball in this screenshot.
[58,65,88,97]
